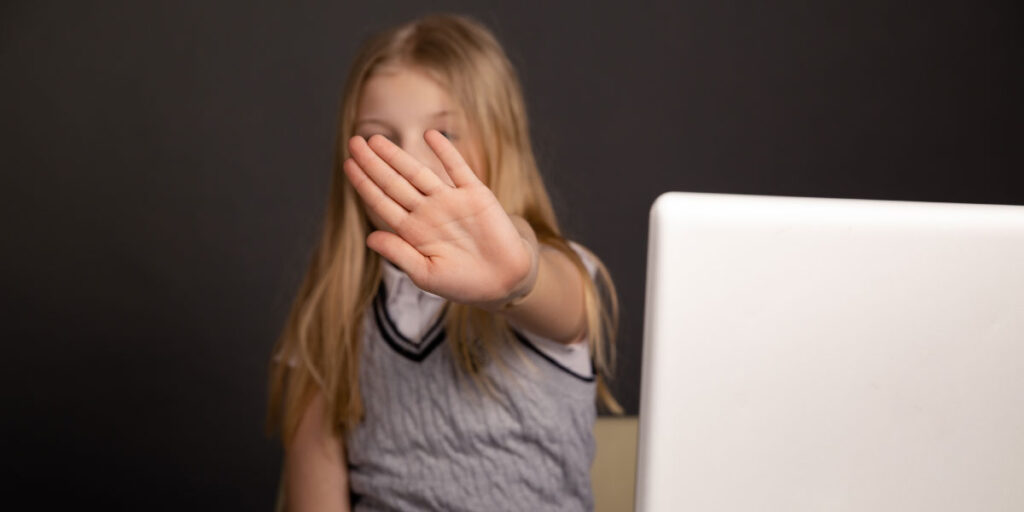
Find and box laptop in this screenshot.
[635,192,1024,511]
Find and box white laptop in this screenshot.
[635,192,1024,511]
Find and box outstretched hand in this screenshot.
[343,130,538,310]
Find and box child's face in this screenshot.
[354,63,485,231]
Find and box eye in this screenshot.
[438,130,456,141]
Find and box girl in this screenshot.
[268,13,620,511]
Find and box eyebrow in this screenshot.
[354,110,454,128]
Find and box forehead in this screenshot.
[357,64,459,120]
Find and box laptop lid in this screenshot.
[636,192,1024,511]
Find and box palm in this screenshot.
[343,130,534,306]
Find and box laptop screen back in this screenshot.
[636,192,1024,511]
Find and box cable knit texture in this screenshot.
[345,280,597,511]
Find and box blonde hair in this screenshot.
[267,13,621,445]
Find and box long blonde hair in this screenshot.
[267,13,621,445]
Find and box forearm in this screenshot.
[495,220,586,343]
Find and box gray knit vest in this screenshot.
[344,283,597,511]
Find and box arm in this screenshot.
[495,217,587,344]
[343,130,587,344]
[283,390,350,512]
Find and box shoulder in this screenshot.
[545,239,600,284]
[565,240,599,277]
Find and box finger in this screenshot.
[365,134,448,195]
[349,136,425,210]
[424,129,481,188]
[343,157,407,229]
[366,230,428,281]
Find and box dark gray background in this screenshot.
[3,0,1021,509]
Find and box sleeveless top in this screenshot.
[344,243,599,511]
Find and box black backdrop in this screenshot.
[3,0,1021,509]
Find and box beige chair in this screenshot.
[592,416,639,512]
[275,415,640,511]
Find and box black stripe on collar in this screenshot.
[511,329,596,383]
[372,283,447,363]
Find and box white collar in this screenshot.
[378,260,446,343]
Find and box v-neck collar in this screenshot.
[372,278,448,362]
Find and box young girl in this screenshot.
[268,13,620,511]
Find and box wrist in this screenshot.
[499,237,539,311]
